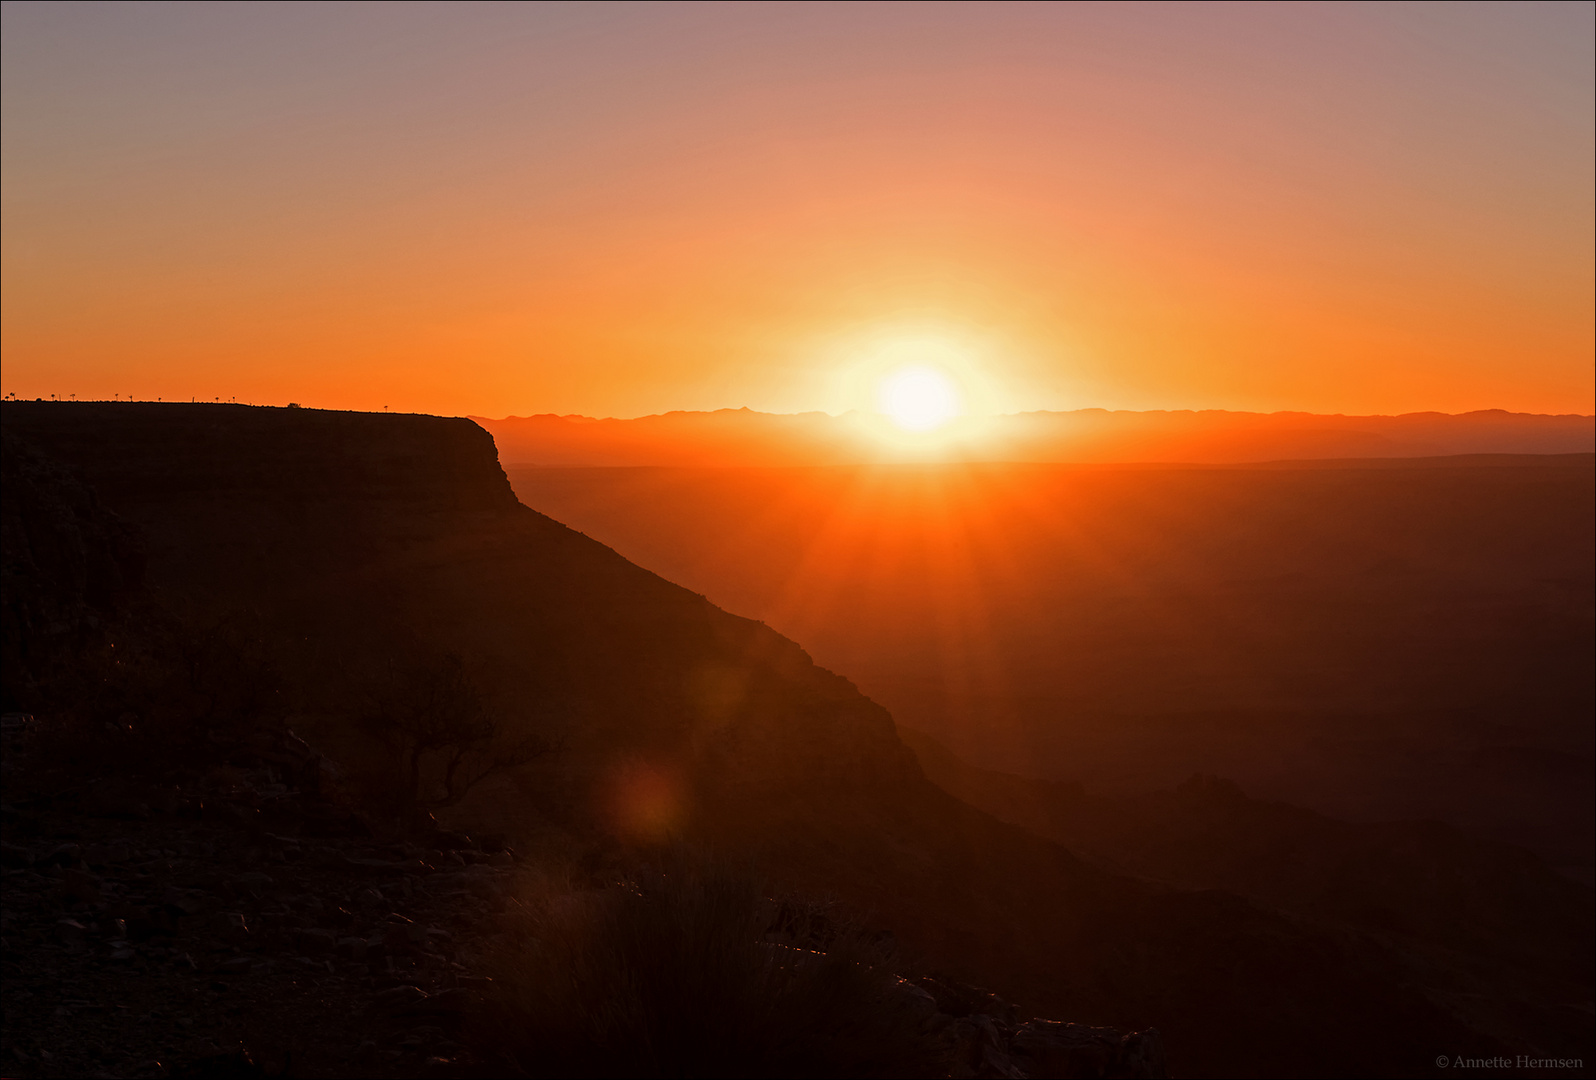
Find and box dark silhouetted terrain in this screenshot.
[505,458,1596,882]
[901,726,1592,1007]
[3,403,1591,1078]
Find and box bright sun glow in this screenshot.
[878,366,962,431]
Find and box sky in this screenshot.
[2,1,1592,418]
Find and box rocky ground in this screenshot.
[0,717,1165,1079]
[1,775,519,1076]
[895,977,1166,1080]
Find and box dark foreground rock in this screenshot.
[899,976,1166,1079]
[0,749,1164,1079]
[0,769,519,1077]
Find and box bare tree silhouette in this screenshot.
[362,652,556,828]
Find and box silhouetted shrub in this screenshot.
[359,651,556,830]
[478,850,933,1078]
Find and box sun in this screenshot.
[878,366,961,431]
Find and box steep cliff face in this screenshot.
[1,403,914,808]
[6,402,1567,1077]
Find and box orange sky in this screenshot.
[3,4,1592,417]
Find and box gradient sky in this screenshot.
[3,2,1592,417]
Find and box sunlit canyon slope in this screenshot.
[495,410,1595,883]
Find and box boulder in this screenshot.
[57,868,101,905]
[1009,1020,1168,1079]
[294,928,337,954]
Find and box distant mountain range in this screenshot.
[476,407,1595,467]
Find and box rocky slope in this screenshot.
[902,727,1595,1054]
[3,723,1172,1079]
[3,402,1579,1077]
[503,455,1596,878]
